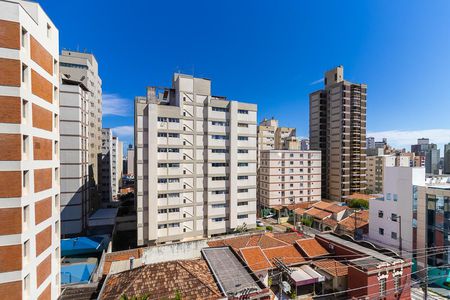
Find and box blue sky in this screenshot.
[42,0,450,151]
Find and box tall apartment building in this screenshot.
[310,66,367,200]
[60,50,102,205]
[259,149,321,208]
[111,136,122,197]
[0,1,60,298]
[367,155,409,193]
[443,143,450,174]
[126,144,134,176]
[257,118,296,157]
[411,138,440,174]
[59,76,89,236]
[100,128,113,203]
[135,74,257,245]
[366,137,375,149]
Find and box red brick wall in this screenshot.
[31,69,53,103]
[0,244,22,272]
[30,36,53,75]
[0,20,20,49]
[0,171,22,197]
[34,168,52,193]
[36,226,52,257]
[0,58,20,87]
[0,281,22,300]
[32,104,53,131]
[36,255,51,288]
[0,134,21,161]
[33,137,52,160]
[0,207,22,235]
[35,197,52,225]
[0,96,21,123]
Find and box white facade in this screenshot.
[135,74,257,245]
[368,167,425,251]
[126,146,134,176]
[0,0,60,298]
[367,155,410,193]
[259,150,321,207]
[59,81,89,236]
[60,50,102,204]
[101,129,113,203]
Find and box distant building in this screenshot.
[257,118,296,159]
[368,166,425,252]
[411,138,440,174]
[310,66,367,200]
[126,144,134,176]
[60,77,90,235]
[259,149,321,209]
[366,155,409,193]
[135,74,257,245]
[0,0,61,298]
[100,129,116,203]
[300,138,310,150]
[443,143,450,174]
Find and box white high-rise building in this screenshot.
[126,145,134,176]
[0,0,61,298]
[135,74,257,245]
[59,77,89,236]
[60,50,102,206]
[101,128,113,203]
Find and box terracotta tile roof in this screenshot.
[284,202,317,211]
[99,259,223,300]
[295,238,330,258]
[103,248,144,275]
[272,232,304,244]
[304,207,332,220]
[312,201,333,210]
[338,210,369,231]
[322,218,338,228]
[208,233,288,250]
[240,246,272,272]
[263,245,305,266]
[294,207,306,215]
[323,204,347,213]
[313,259,348,277]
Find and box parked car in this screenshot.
[263,213,275,219]
[256,220,264,227]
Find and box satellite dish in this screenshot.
[282,281,291,293]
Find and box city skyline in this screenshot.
[40,0,450,150]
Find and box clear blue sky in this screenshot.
[42,0,450,150]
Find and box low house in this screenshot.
[313,259,348,294]
[337,210,369,237]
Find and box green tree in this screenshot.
[348,198,369,209]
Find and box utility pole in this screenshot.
[353,210,359,239]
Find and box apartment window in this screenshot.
[379,278,386,297]
[238,109,248,114]
[238,176,248,180]
[158,194,167,199]
[386,193,391,200]
[158,209,167,214]
[290,161,294,165]
[55,194,59,209]
[21,27,28,48]
[393,194,398,201]
[53,59,58,75]
[158,224,167,229]
[54,141,58,158]
[212,190,228,195]
[394,275,401,293]
[23,205,29,228]
[22,170,29,194]
[290,153,294,158]
[158,178,167,183]
[212,176,228,181]
[24,274,30,299]
[22,135,29,159]
[22,99,28,121]
[157,117,167,122]
[212,107,228,112]
[238,149,248,154]
[22,64,28,84]
[238,189,248,193]
[55,167,59,182]
[55,221,60,237]
[212,135,228,140]
[237,214,248,219]
[168,223,180,228]
[168,193,179,198]
[238,201,248,206]
[379,228,384,235]
[212,121,228,126]
[238,136,248,141]
[23,240,30,264]
[168,133,179,138]
[391,213,398,222]
[238,123,248,127]
[46,23,51,38]
[168,208,179,213]
[212,149,228,153]
[54,114,58,128]
[212,203,227,208]
[378,210,384,218]
[212,162,228,167]
[238,162,248,167]
[391,231,398,240]
[212,217,225,222]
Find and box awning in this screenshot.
[290,265,325,287]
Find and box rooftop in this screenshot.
[99,259,223,300]
[313,259,349,277]
[239,246,272,272]
[295,238,330,258]
[304,207,332,220]
[338,210,369,231]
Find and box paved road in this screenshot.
[259,218,287,233]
